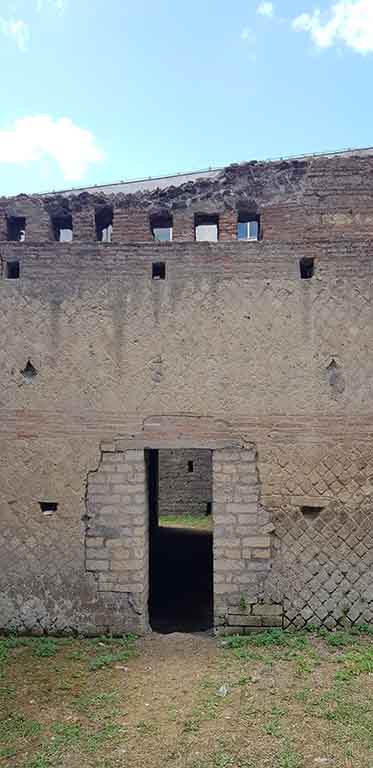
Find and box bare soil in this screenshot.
[0,629,373,768]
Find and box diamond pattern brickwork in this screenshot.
[261,445,373,628]
[0,438,101,634]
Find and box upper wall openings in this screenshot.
[3,152,373,245]
[1,205,260,245]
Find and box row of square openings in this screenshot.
[4,257,316,281]
[5,211,260,243]
[153,259,315,280]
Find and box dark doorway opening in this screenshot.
[146,448,213,633]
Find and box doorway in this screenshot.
[146,448,213,633]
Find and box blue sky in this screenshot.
[0,0,373,195]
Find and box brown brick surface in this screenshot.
[1,153,373,634]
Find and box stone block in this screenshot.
[243,536,271,548]
[228,614,262,627]
[262,616,283,627]
[252,604,283,617]
[86,559,109,572]
[252,549,271,559]
[261,523,275,534]
[86,537,105,548]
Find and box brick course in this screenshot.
[1,151,373,634]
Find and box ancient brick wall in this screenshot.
[1,152,373,634]
[85,448,148,634]
[158,449,212,517]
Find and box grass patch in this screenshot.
[222,629,310,664]
[159,514,212,530]
[276,745,303,768]
[0,713,42,743]
[49,721,82,751]
[84,722,127,751]
[1,629,373,768]
[22,756,49,768]
[88,634,137,670]
[333,644,373,680]
[222,629,309,650]
[324,631,356,648]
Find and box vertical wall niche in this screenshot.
[327,358,345,396]
[299,257,314,280]
[152,262,166,280]
[6,260,20,279]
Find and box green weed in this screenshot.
[0,745,17,759]
[277,745,303,768]
[32,638,59,658]
[326,631,355,648]
[0,713,42,743]
[223,629,309,650]
[263,706,286,738]
[22,755,49,768]
[85,722,127,751]
[48,721,82,752]
[88,634,136,670]
[334,645,373,680]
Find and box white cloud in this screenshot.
[0,116,104,181]
[257,2,274,17]
[293,1,373,54]
[0,18,29,50]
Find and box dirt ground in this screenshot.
[1,629,373,768]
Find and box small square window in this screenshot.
[195,214,219,242]
[152,262,166,280]
[6,260,20,279]
[151,214,173,242]
[237,215,259,241]
[301,505,323,519]
[39,501,58,516]
[7,216,26,242]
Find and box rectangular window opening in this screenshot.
[188,461,194,473]
[6,260,20,279]
[151,213,173,242]
[237,212,260,241]
[300,257,314,280]
[152,262,166,280]
[301,505,323,520]
[195,214,219,242]
[39,501,58,516]
[7,216,26,242]
[52,213,73,242]
[95,206,113,242]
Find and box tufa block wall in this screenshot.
[1,152,373,633]
[158,449,212,517]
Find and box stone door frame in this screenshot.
[85,438,278,635]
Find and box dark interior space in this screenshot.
[146,449,213,633]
